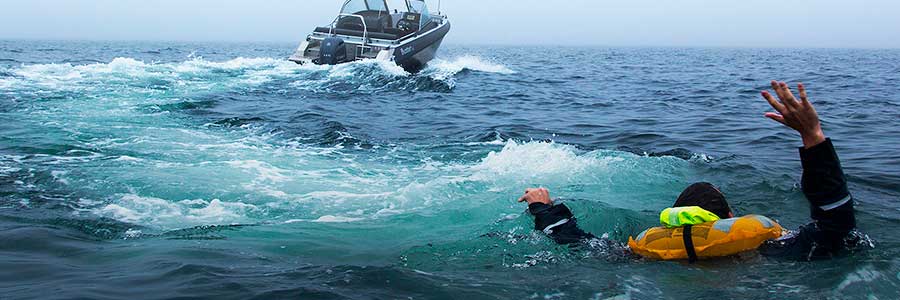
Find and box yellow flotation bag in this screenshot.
[628,213,783,261]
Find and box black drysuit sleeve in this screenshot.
[759,138,859,260]
[528,202,596,244]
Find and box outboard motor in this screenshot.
[318,37,347,65]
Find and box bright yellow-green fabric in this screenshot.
[660,206,721,228]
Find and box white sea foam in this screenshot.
[6,54,511,96]
[373,206,404,218]
[9,56,301,93]
[329,59,409,78]
[284,215,368,224]
[463,138,507,146]
[283,54,512,91]
[0,77,13,90]
[50,170,69,185]
[105,57,152,75]
[470,140,613,183]
[81,137,688,230]
[177,57,286,71]
[114,155,143,162]
[302,191,394,202]
[227,160,291,183]
[97,194,257,229]
[313,215,365,223]
[425,55,515,81]
[123,229,143,239]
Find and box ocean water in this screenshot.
[1,40,899,299]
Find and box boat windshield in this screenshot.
[340,0,388,14]
[408,0,431,27]
[385,0,409,12]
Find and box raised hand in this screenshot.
[761,81,827,149]
[518,188,553,205]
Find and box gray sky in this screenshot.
[2,0,899,48]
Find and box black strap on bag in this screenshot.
[682,225,698,263]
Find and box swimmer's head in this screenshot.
[673,182,734,219]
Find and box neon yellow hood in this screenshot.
[660,206,721,228]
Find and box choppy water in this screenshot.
[1,40,899,299]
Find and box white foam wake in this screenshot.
[2,57,305,93]
[424,55,515,81]
[471,141,610,182]
[1,55,515,94]
[76,137,696,231]
[97,194,258,227]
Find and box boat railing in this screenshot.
[330,13,369,47]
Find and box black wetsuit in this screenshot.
[528,139,866,260]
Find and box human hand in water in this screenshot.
[761,81,827,149]
[518,188,553,205]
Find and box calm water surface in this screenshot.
[1,41,899,299]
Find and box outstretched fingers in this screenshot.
[771,81,789,105]
[764,112,787,125]
[798,83,810,107]
[778,82,800,109]
[761,91,785,113]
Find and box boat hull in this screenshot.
[391,22,450,72]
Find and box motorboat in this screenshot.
[289,0,451,72]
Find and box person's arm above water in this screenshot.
[519,188,596,244]
[758,81,858,259]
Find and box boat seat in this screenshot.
[337,10,392,32]
[314,26,403,40]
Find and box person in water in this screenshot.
[518,81,867,261]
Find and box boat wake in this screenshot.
[289,55,514,92]
[64,139,691,232]
[0,55,514,95]
[0,53,523,234]
[424,55,515,81]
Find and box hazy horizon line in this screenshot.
[3,38,899,51]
